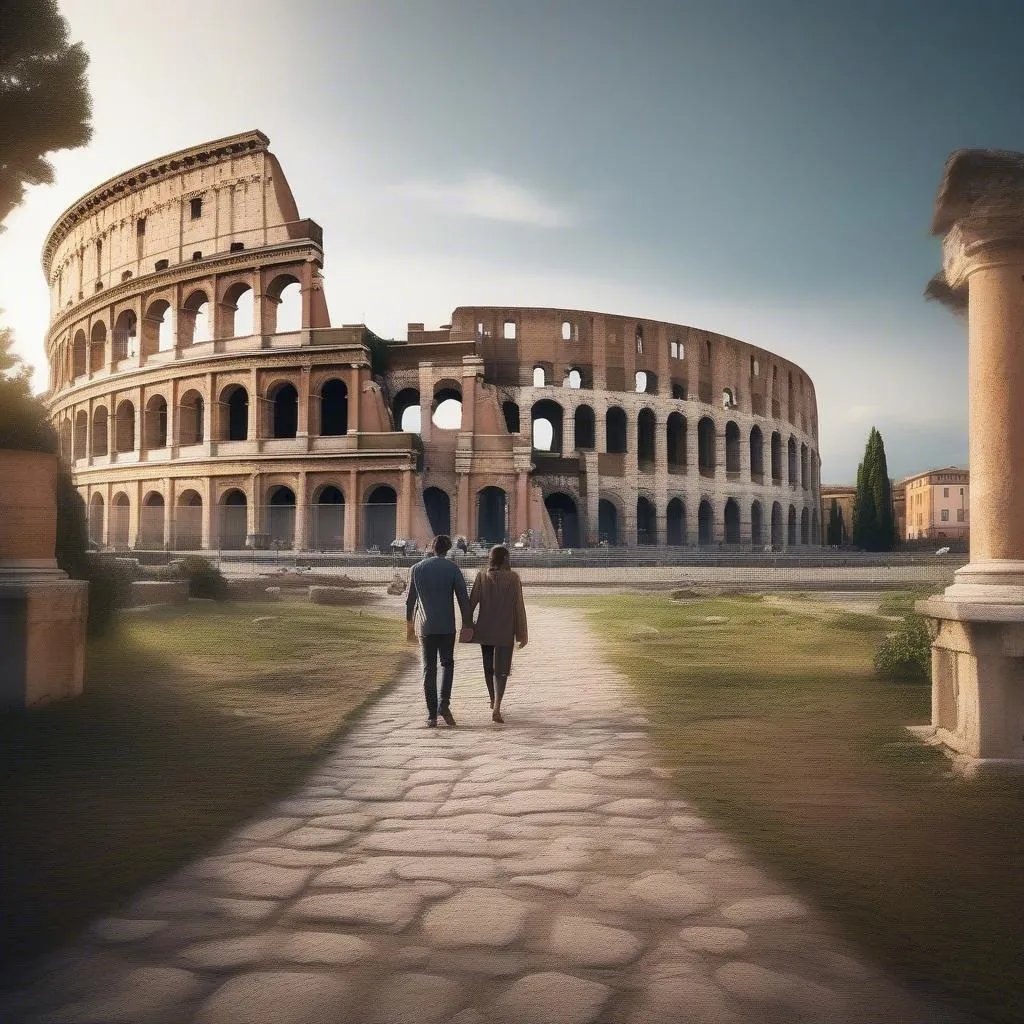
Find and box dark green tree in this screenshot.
[852,427,896,551]
[0,317,54,451]
[827,498,843,546]
[0,0,92,230]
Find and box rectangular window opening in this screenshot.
[229,241,245,252]
[503,321,516,340]
[190,197,203,219]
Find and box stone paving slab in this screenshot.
[0,604,968,1024]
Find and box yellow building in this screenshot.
[903,466,969,542]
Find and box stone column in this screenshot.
[295,472,308,551]
[456,473,472,540]
[345,470,358,551]
[915,148,1024,766]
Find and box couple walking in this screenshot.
[405,535,529,727]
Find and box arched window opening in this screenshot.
[671,381,687,400]
[423,487,451,538]
[112,311,137,361]
[771,431,783,482]
[432,386,463,430]
[141,299,173,357]
[225,283,254,337]
[697,416,716,476]
[72,330,87,377]
[800,507,810,545]
[667,412,686,472]
[219,490,248,549]
[268,486,296,547]
[724,498,741,544]
[393,388,421,434]
[533,366,547,387]
[182,291,211,346]
[749,426,764,478]
[364,485,398,550]
[222,385,249,441]
[635,325,644,354]
[636,496,657,545]
[111,493,131,547]
[635,371,648,394]
[144,395,168,448]
[788,505,797,547]
[545,492,580,548]
[88,493,104,547]
[637,409,656,470]
[320,379,348,436]
[73,410,88,460]
[751,500,764,547]
[788,437,798,484]
[574,405,595,450]
[725,421,741,473]
[477,486,508,544]
[565,368,582,389]
[605,407,627,454]
[800,442,809,489]
[561,321,577,342]
[698,499,714,546]
[312,486,345,551]
[667,498,686,546]
[722,388,735,409]
[91,407,108,457]
[139,492,165,549]
[270,277,302,334]
[175,490,203,550]
[270,382,299,439]
[178,391,204,445]
[502,401,520,435]
[114,401,136,453]
[771,502,783,548]
[89,321,106,372]
[598,499,619,546]
[531,399,564,454]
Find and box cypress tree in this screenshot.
[870,430,896,551]
[853,431,878,549]
[827,499,841,546]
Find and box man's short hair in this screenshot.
[432,535,452,556]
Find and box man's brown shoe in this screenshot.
[440,709,457,726]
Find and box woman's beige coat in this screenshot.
[468,568,528,647]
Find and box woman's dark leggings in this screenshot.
[481,645,508,704]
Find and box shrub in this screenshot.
[81,557,135,636]
[171,555,228,600]
[873,614,932,682]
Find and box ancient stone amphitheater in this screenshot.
[45,131,821,553]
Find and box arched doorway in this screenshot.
[750,426,764,478]
[364,485,398,550]
[606,407,627,454]
[544,492,580,548]
[667,497,686,546]
[636,496,657,545]
[320,379,348,435]
[268,486,296,547]
[223,385,248,441]
[788,505,797,547]
[771,502,783,548]
[393,388,421,433]
[574,406,595,450]
[531,399,564,453]
[174,491,203,550]
[724,498,740,544]
[725,421,741,473]
[698,499,714,546]
[502,401,520,435]
[220,490,248,549]
[698,417,716,475]
[139,492,165,549]
[270,383,298,439]
[110,493,130,547]
[598,499,619,546]
[667,413,686,472]
[637,409,656,470]
[423,487,451,538]
[88,493,104,547]
[477,487,508,544]
[751,500,764,547]
[313,486,345,550]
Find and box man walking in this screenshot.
[405,535,471,727]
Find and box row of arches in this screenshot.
[57,378,350,458]
[59,274,303,386]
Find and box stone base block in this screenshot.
[0,576,88,711]
[916,597,1024,764]
[128,580,189,607]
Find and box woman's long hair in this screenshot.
[488,544,510,570]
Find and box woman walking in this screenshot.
[467,545,528,723]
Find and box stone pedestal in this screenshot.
[0,451,89,712]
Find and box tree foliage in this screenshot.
[826,498,845,546]
[0,316,54,451]
[852,427,897,551]
[0,0,92,230]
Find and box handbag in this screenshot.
[458,625,475,644]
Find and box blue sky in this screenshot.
[2,0,1018,481]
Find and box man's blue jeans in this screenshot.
[421,633,456,718]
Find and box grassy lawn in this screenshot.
[0,601,408,976]
[570,592,1024,1024]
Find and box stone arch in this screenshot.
[605,406,627,454]
[178,390,204,445]
[268,485,296,547]
[724,497,741,544]
[182,289,211,346]
[725,421,741,473]
[89,320,106,372]
[312,485,345,550]
[788,436,798,484]
[223,281,255,338]
[219,489,248,549]
[573,405,595,450]
[533,366,547,387]
[88,492,104,546]
[698,498,714,546]
[144,394,168,448]
[697,416,716,475]
[637,409,656,470]
[667,412,686,472]
[502,401,520,435]
[771,430,782,482]
[544,491,580,548]
[175,489,203,550]
[268,381,299,439]
[364,484,398,550]
[667,497,686,546]
[139,491,165,549]
[220,384,249,441]
[800,507,810,545]
[393,388,421,433]
[771,501,783,548]
[722,387,735,409]
[800,442,809,489]
[266,273,302,334]
[111,491,131,547]
[73,409,88,460]
[564,368,583,389]
[531,399,564,453]
[72,330,87,377]
[432,380,463,430]
[141,298,172,357]
[749,425,764,478]
[114,400,135,452]
[751,500,764,546]
[598,497,620,546]
[477,486,508,544]
[320,378,348,436]
[423,486,452,538]
[636,495,657,545]
[112,310,137,361]
[91,406,108,457]
[788,504,797,546]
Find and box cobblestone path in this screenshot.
[3,606,962,1024]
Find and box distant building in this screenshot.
[821,479,905,546]
[902,466,969,542]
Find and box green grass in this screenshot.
[877,587,942,618]
[568,593,1024,1024]
[0,602,409,975]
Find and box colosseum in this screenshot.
[44,130,822,554]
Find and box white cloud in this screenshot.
[393,172,576,228]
